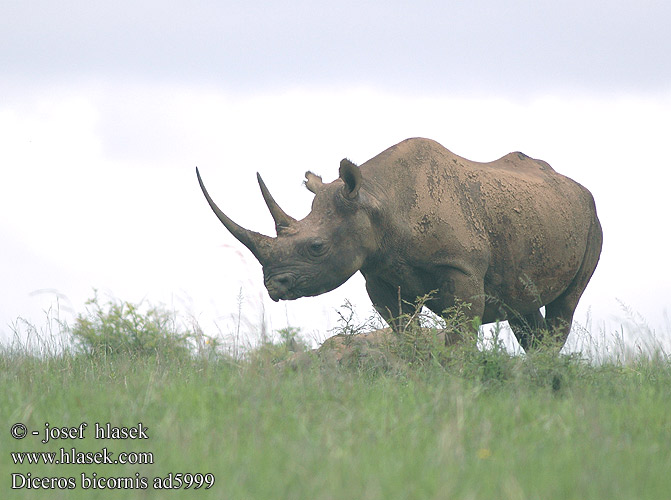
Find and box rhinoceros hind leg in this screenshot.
[542,216,603,351]
[508,309,546,351]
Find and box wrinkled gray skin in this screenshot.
[197,138,602,351]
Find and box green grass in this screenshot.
[2,296,671,499]
[2,347,671,499]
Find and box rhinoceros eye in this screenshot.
[307,238,327,257]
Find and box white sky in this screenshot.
[1,1,670,352]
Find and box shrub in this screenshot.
[71,292,194,358]
[321,294,481,375]
[246,326,310,365]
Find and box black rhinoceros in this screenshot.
[197,138,602,350]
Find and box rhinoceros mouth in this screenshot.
[265,272,346,301]
[267,288,302,302]
[271,291,297,302]
[265,273,300,302]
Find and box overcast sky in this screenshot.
[3,1,671,94]
[1,1,670,353]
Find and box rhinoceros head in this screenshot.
[196,159,376,301]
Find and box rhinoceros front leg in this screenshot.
[364,271,486,334]
[426,272,486,328]
[364,277,421,331]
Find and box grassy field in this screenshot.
[2,299,671,499]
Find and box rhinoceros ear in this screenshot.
[304,171,324,194]
[339,158,362,199]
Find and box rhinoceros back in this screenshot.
[359,137,597,308]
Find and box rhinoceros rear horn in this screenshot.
[196,167,274,263]
[256,173,297,234]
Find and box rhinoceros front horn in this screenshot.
[196,167,274,263]
[256,173,297,234]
